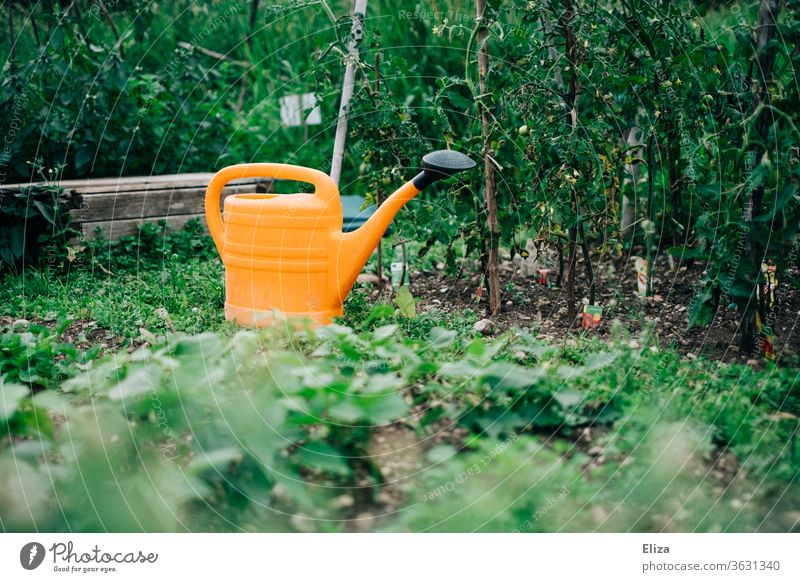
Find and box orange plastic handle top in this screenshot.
[204,163,340,254]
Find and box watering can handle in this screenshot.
[204,163,340,253]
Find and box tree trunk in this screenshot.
[741,0,781,353]
[476,0,501,316]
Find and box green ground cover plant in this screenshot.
[0,305,797,532]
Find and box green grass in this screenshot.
[2,222,228,339]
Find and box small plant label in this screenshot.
[581,304,602,330]
[537,268,553,288]
[279,93,321,127]
[633,257,648,298]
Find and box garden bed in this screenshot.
[1,225,797,533]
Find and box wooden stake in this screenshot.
[561,0,580,322]
[741,0,780,353]
[476,0,500,316]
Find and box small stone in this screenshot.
[330,494,355,509]
[687,353,697,360]
[786,511,800,525]
[514,351,527,360]
[519,315,531,321]
[628,339,640,349]
[376,490,395,506]
[474,319,495,335]
[356,273,380,285]
[506,300,513,306]
[12,318,29,330]
[588,446,603,456]
[746,359,760,366]
[591,505,608,524]
[354,512,375,532]
[440,287,449,293]
[677,305,687,312]
[290,513,317,533]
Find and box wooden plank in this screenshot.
[72,182,270,222]
[80,214,208,241]
[1,172,281,241]
[71,177,272,195]
[0,173,271,195]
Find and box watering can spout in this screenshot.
[333,150,476,301]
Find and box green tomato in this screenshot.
[518,124,530,137]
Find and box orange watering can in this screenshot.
[205,150,475,327]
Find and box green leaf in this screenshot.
[360,392,409,424]
[481,362,542,389]
[583,352,617,371]
[553,389,582,408]
[687,284,715,329]
[32,199,56,225]
[12,402,55,440]
[107,365,161,400]
[373,324,398,341]
[172,333,224,356]
[395,286,417,318]
[328,398,364,422]
[75,147,93,172]
[187,448,243,476]
[430,327,457,348]
[0,382,29,422]
[465,338,485,358]
[293,442,351,476]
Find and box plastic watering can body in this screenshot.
[204,151,475,327]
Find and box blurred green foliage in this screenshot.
[0,307,797,531]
